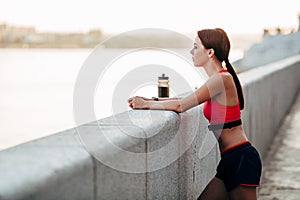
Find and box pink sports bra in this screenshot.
[203,69,242,131]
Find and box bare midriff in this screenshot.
[213,125,249,153]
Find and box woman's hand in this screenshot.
[128,96,148,109]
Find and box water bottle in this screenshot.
[158,73,169,98]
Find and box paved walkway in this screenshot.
[258,91,300,200]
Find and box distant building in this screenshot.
[0,23,103,48]
[233,13,300,71]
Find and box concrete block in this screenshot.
[0,128,94,200]
[145,111,181,200]
[77,114,148,200]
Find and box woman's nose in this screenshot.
[190,48,194,55]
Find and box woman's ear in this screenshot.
[208,48,214,57]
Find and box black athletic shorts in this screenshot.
[215,141,262,192]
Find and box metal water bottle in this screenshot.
[158,73,169,98]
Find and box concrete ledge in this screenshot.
[239,55,300,156]
[0,55,299,199]
[0,129,94,200]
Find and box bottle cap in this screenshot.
[158,73,169,80]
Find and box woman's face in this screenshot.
[190,36,209,67]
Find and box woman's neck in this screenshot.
[203,60,223,77]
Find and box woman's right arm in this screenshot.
[156,97,182,101]
[129,73,227,112]
[138,96,182,101]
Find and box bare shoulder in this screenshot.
[218,72,234,87]
[204,72,234,94]
[208,72,232,84]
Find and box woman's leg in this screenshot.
[228,186,258,200]
[197,177,229,200]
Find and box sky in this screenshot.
[0,0,299,34]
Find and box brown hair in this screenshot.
[197,28,244,110]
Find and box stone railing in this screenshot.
[0,55,299,200]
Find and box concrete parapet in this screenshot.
[239,55,300,157]
[0,129,94,200]
[0,55,299,199]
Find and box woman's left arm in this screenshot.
[128,74,226,113]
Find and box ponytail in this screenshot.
[225,59,244,110]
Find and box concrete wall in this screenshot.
[239,55,300,156]
[0,55,299,200]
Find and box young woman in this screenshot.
[128,28,262,200]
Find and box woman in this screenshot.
[128,28,262,200]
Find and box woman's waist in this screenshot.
[214,126,249,153]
